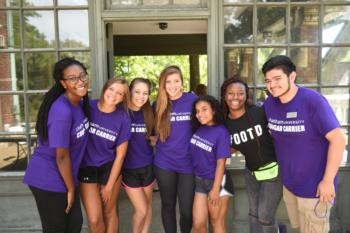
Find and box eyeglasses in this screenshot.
[63,73,88,84]
[314,200,330,219]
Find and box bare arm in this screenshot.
[230,147,237,154]
[56,148,75,213]
[317,128,346,203]
[209,158,227,206]
[101,141,128,202]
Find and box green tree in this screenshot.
[114,55,207,101]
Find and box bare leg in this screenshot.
[193,193,209,233]
[208,196,230,233]
[80,183,105,233]
[102,176,122,233]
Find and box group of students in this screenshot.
[23,55,345,233]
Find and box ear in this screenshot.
[289,71,297,83]
[59,80,67,89]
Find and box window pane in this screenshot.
[174,0,201,5]
[326,0,350,2]
[224,7,253,44]
[321,47,350,85]
[0,10,21,49]
[28,93,44,134]
[0,95,25,133]
[224,0,253,3]
[257,47,286,85]
[224,48,253,85]
[0,135,28,171]
[257,7,286,44]
[291,6,319,43]
[323,6,350,43]
[321,88,349,125]
[29,134,38,155]
[57,0,88,5]
[23,0,53,6]
[255,89,269,106]
[26,52,56,90]
[143,0,169,5]
[24,10,55,48]
[59,51,91,77]
[111,0,138,6]
[58,10,89,48]
[257,0,286,2]
[0,0,20,7]
[0,53,23,91]
[290,47,318,84]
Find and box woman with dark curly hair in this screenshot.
[190,95,234,233]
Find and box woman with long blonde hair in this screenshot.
[154,65,197,233]
[79,78,131,233]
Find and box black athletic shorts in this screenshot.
[78,160,114,185]
[122,164,155,188]
[195,171,234,197]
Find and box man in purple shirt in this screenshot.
[262,55,346,233]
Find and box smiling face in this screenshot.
[60,64,88,104]
[195,101,215,126]
[265,68,296,102]
[102,82,125,107]
[165,73,183,100]
[225,82,247,115]
[130,81,150,111]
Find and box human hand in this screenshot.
[149,136,158,147]
[316,179,335,204]
[65,189,75,214]
[100,185,113,203]
[208,189,220,207]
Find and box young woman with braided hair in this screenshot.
[23,57,90,233]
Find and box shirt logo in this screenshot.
[286,112,297,119]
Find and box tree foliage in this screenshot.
[114,55,207,101]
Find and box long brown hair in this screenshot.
[129,77,154,138]
[155,65,183,142]
[100,77,129,111]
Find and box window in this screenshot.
[223,0,350,166]
[0,0,91,172]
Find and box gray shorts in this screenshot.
[195,172,234,197]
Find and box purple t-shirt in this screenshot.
[154,92,197,173]
[190,125,231,180]
[123,110,153,169]
[81,100,131,167]
[264,87,340,198]
[23,95,89,192]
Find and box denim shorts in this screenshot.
[78,160,114,185]
[195,172,234,197]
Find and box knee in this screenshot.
[161,198,176,208]
[135,206,148,221]
[193,219,207,232]
[180,208,192,221]
[88,216,105,231]
[103,207,117,220]
[210,216,225,228]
